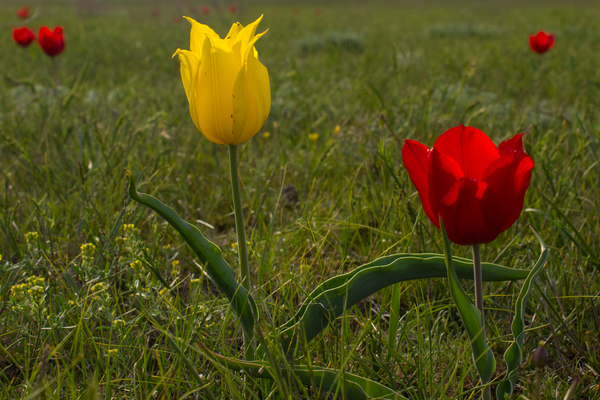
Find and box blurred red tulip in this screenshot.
[402,125,534,246]
[314,8,321,15]
[228,4,236,13]
[173,16,181,23]
[151,7,159,16]
[16,6,29,19]
[202,5,210,14]
[529,31,554,54]
[13,26,35,47]
[38,26,65,57]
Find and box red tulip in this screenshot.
[402,125,534,246]
[17,6,29,19]
[151,7,159,16]
[202,5,210,14]
[314,8,322,15]
[38,26,65,57]
[13,27,35,47]
[173,16,181,23]
[529,31,554,54]
[228,4,236,13]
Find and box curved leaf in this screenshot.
[279,252,529,353]
[126,171,257,337]
[496,227,549,399]
[198,343,408,400]
[441,220,495,386]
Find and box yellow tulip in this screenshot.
[173,16,271,145]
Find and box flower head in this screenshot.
[17,6,29,19]
[13,27,35,47]
[202,6,210,14]
[38,26,65,57]
[174,16,271,145]
[228,4,237,13]
[529,31,554,54]
[402,125,534,246]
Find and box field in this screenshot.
[1,0,600,398]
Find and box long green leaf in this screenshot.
[198,343,407,400]
[126,171,257,337]
[496,227,549,400]
[279,252,529,353]
[441,221,495,386]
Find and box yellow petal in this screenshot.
[231,47,271,144]
[196,35,240,144]
[173,49,199,104]
[225,22,243,48]
[184,16,220,55]
[174,49,202,132]
[231,15,263,61]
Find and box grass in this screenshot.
[1,0,600,398]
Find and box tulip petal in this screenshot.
[429,148,464,226]
[184,16,220,56]
[225,22,243,48]
[434,125,500,181]
[232,47,271,144]
[402,140,437,226]
[173,49,200,104]
[196,36,239,144]
[174,49,201,132]
[439,178,502,245]
[484,134,534,229]
[231,15,263,61]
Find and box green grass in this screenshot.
[1,0,600,398]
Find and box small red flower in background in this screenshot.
[151,7,159,16]
[529,31,554,54]
[173,16,181,23]
[17,6,29,19]
[202,5,210,15]
[314,8,321,15]
[228,4,236,13]
[38,26,65,57]
[402,125,534,246]
[13,27,35,47]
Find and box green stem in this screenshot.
[473,244,490,400]
[228,144,254,360]
[473,244,485,334]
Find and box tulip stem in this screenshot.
[473,244,491,400]
[228,144,254,360]
[472,244,485,333]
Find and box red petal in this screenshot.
[402,139,437,226]
[433,125,500,181]
[483,161,534,236]
[499,133,524,156]
[439,178,503,245]
[429,147,464,226]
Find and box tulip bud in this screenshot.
[532,342,549,369]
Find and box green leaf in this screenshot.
[126,171,257,337]
[198,343,408,400]
[496,227,549,400]
[278,252,529,354]
[440,220,495,386]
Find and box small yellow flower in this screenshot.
[108,348,118,356]
[272,121,279,129]
[174,16,271,145]
[25,231,39,244]
[333,125,340,134]
[113,319,126,328]
[308,133,319,143]
[262,131,271,139]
